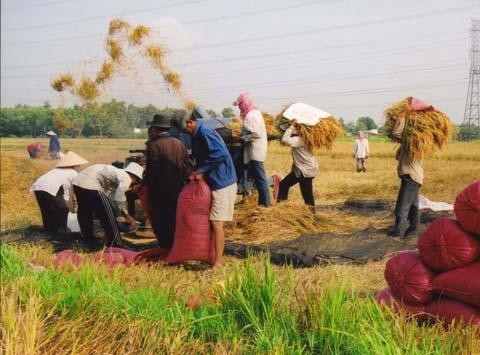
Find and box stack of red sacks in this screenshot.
[376,180,480,327]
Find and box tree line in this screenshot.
[1,100,476,140]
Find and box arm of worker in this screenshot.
[115,175,137,225]
[195,129,228,175]
[281,127,304,148]
[240,128,260,142]
[392,116,406,140]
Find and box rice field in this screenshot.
[1,137,480,353]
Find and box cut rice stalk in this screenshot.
[95,61,114,84]
[51,74,75,92]
[128,25,150,46]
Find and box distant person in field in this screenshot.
[27,142,44,159]
[391,117,423,238]
[30,151,88,238]
[46,131,61,159]
[185,111,237,268]
[145,114,189,249]
[353,131,369,172]
[233,93,270,207]
[72,162,143,248]
[277,119,318,208]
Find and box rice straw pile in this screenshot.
[75,77,100,102]
[95,61,114,84]
[228,117,243,137]
[51,74,75,92]
[262,112,281,139]
[299,117,345,151]
[128,25,150,46]
[108,18,130,35]
[384,98,453,160]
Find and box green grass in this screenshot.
[2,245,478,354]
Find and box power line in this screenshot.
[2,0,75,11]
[2,0,209,32]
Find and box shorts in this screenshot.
[210,183,237,221]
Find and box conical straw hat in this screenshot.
[46,131,57,136]
[56,151,88,168]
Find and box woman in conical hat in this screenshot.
[30,151,88,238]
[46,130,61,159]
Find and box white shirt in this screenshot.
[242,109,268,163]
[30,168,77,201]
[73,164,132,212]
[281,127,319,178]
[353,139,369,159]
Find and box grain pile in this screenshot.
[384,97,452,160]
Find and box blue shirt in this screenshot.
[49,136,60,152]
[191,123,237,191]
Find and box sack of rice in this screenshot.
[454,180,480,235]
[376,287,426,316]
[424,297,480,327]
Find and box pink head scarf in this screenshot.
[358,131,365,140]
[233,92,256,118]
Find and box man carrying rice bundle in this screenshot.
[276,103,343,208]
[384,97,452,238]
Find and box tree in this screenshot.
[221,107,235,118]
[356,116,377,132]
[206,109,218,117]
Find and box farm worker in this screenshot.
[390,117,423,238]
[185,111,237,268]
[145,114,189,249]
[353,131,369,172]
[233,93,270,207]
[46,131,61,159]
[27,142,44,159]
[72,162,143,248]
[29,151,88,237]
[277,119,318,208]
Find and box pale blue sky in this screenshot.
[2,0,479,123]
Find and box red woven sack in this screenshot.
[385,251,435,305]
[54,250,83,269]
[134,247,170,263]
[425,297,480,327]
[432,262,480,308]
[95,247,139,267]
[418,218,480,271]
[454,180,480,235]
[376,287,426,316]
[166,180,215,264]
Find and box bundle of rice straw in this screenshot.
[384,97,452,160]
[95,61,114,84]
[75,77,100,101]
[228,117,243,137]
[145,45,167,71]
[51,74,75,92]
[164,71,182,92]
[108,18,130,35]
[276,108,344,150]
[262,112,281,139]
[106,38,123,62]
[128,25,150,46]
[182,99,196,111]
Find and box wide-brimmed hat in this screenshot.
[124,162,144,180]
[147,114,171,128]
[46,131,57,136]
[56,151,88,168]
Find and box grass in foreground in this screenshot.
[1,245,479,354]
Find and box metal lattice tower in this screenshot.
[463,19,480,140]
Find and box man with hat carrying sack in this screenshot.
[145,114,189,249]
[30,151,88,238]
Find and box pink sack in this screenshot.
[54,250,83,269]
[432,262,480,308]
[384,251,435,305]
[94,247,139,267]
[425,297,480,327]
[166,180,215,265]
[418,218,480,271]
[376,287,426,316]
[134,247,170,263]
[454,180,480,235]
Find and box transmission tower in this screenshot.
[463,19,480,140]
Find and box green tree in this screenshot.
[222,107,235,118]
[356,116,377,132]
[206,109,218,117]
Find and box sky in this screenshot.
[1,0,479,124]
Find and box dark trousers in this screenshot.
[149,187,180,249]
[356,158,366,172]
[34,188,68,236]
[248,160,271,207]
[393,175,420,236]
[73,185,122,246]
[277,171,315,206]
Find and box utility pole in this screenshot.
[463,19,480,140]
